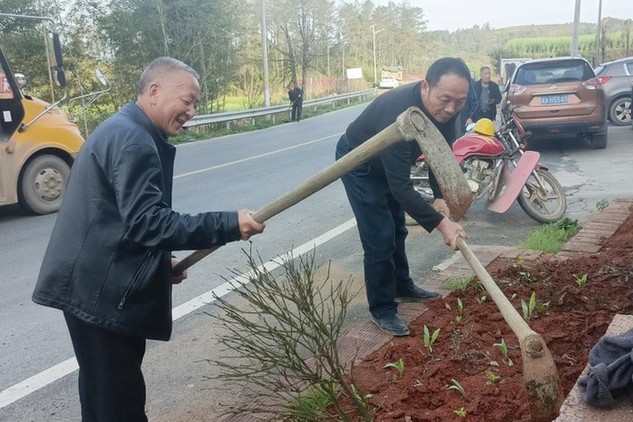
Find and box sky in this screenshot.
[376,0,633,32]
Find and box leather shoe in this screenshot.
[371,314,410,336]
[395,284,440,303]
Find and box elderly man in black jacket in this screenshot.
[32,57,265,421]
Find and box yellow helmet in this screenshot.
[474,118,495,136]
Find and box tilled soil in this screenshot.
[347,207,633,421]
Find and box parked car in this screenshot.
[503,57,608,149]
[379,76,399,89]
[594,56,633,126]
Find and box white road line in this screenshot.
[0,218,356,410]
[174,134,341,179]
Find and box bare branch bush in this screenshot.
[205,248,372,421]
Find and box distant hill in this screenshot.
[428,19,632,75]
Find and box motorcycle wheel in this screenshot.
[517,169,566,224]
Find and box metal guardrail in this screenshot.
[183,88,377,129]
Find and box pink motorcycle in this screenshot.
[410,112,567,224]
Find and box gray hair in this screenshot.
[137,57,199,96]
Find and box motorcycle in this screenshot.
[410,112,567,224]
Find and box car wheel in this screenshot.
[589,132,608,149]
[608,96,631,126]
[18,154,70,214]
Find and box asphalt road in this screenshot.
[0,107,631,421]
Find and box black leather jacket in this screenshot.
[33,103,240,340]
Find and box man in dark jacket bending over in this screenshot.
[32,57,265,421]
[335,57,469,337]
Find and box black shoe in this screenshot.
[395,284,440,303]
[371,314,410,336]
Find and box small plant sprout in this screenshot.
[454,407,468,418]
[423,325,441,353]
[518,270,534,283]
[573,273,588,287]
[384,358,405,377]
[514,256,525,269]
[493,338,514,366]
[446,378,466,397]
[521,291,537,322]
[475,295,487,304]
[455,298,464,323]
[535,300,550,316]
[484,370,501,385]
[596,199,609,211]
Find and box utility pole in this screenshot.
[570,0,581,57]
[594,0,603,65]
[371,24,384,86]
[260,0,270,107]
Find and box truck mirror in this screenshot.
[52,33,64,68]
[55,69,66,87]
[95,69,108,87]
[15,73,27,89]
[51,33,67,88]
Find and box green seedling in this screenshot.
[475,295,487,304]
[514,256,525,269]
[493,338,513,366]
[446,378,466,397]
[521,291,537,322]
[454,407,468,418]
[535,300,550,315]
[596,199,609,211]
[455,298,464,323]
[484,370,501,385]
[384,358,404,377]
[423,325,441,353]
[518,270,534,282]
[573,273,588,287]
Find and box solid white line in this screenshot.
[0,358,78,409]
[172,218,357,320]
[0,218,356,409]
[174,133,341,179]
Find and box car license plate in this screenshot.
[541,95,568,105]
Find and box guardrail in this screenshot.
[183,88,377,129]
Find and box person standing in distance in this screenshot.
[32,57,265,421]
[287,82,303,122]
[467,65,502,124]
[335,57,469,337]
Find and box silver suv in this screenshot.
[595,56,633,126]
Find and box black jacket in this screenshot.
[345,81,456,232]
[33,103,240,340]
[471,80,501,122]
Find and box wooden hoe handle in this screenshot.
[456,237,563,421]
[173,107,430,274]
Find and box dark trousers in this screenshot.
[64,313,148,422]
[291,102,302,121]
[335,135,415,318]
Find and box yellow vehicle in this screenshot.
[0,15,86,214]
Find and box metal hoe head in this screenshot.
[397,109,474,221]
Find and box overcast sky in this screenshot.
[375,0,633,32]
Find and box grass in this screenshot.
[519,217,580,253]
[286,385,336,420]
[442,275,474,292]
